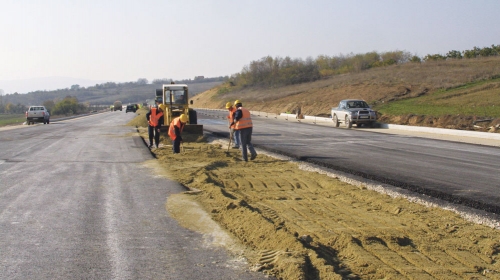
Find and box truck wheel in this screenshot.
[332,115,339,127]
[345,117,352,128]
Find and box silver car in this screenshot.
[331,99,377,128]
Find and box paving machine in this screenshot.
[155,84,203,134]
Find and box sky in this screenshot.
[1,0,499,93]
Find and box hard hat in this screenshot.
[179,114,188,123]
[234,100,242,106]
[225,102,232,109]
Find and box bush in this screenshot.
[52,96,86,115]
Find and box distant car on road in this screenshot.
[331,99,377,128]
[113,101,122,111]
[125,104,137,113]
[25,106,50,125]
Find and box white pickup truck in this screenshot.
[25,106,50,125]
[331,99,377,128]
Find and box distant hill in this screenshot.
[2,80,224,107]
[0,77,107,94]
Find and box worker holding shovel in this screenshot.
[168,114,188,154]
[146,100,164,149]
[226,102,240,149]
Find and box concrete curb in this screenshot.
[276,112,500,141]
[379,123,500,140]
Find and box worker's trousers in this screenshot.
[231,128,241,147]
[148,125,160,146]
[173,137,181,153]
[239,127,256,161]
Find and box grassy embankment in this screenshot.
[376,77,500,117]
[0,114,25,127]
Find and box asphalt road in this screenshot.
[198,109,500,215]
[0,112,268,280]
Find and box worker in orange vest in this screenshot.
[229,100,257,161]
[168,114,188,153]
[146,100,164,149]
[226,102,240,149]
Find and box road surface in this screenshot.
[0,112,268,280]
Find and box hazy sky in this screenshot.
[1,0,499,93]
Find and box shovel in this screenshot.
[226,129,233,154]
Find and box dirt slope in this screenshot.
[191,57,500,132]
[133,124,500,279]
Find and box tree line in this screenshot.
[423,44,500,61]
[0,102,27,114]
[0,96,87,116]
[229,44,500,88]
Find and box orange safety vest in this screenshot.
[227,107,236,128]
[148,108,163,127]
[168,117,185,140]
[234,107,252,130]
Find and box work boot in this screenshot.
[232,146,240,149]
[148,144,153,149]
[250,154,257,160]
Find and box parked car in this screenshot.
[331,99,377,128]
[25,106,50,125]
[125,104,137,113]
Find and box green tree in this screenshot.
[463,47,480,58]
[410,56,422,63]
[479,47,494,57]
[43,100,56,112]
[381,51,411,64]
[446,50,462,59]
[5,102,13,113]
[423,54,446,61]
[52,96,86,115]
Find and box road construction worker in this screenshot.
[230,100,257,161]
[168,114,188,154]
[226,102,240,149]
[146,100,164,149]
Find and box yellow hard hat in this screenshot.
[225,102,232,109]
[234,100,242,106]
[179,114,188,123]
